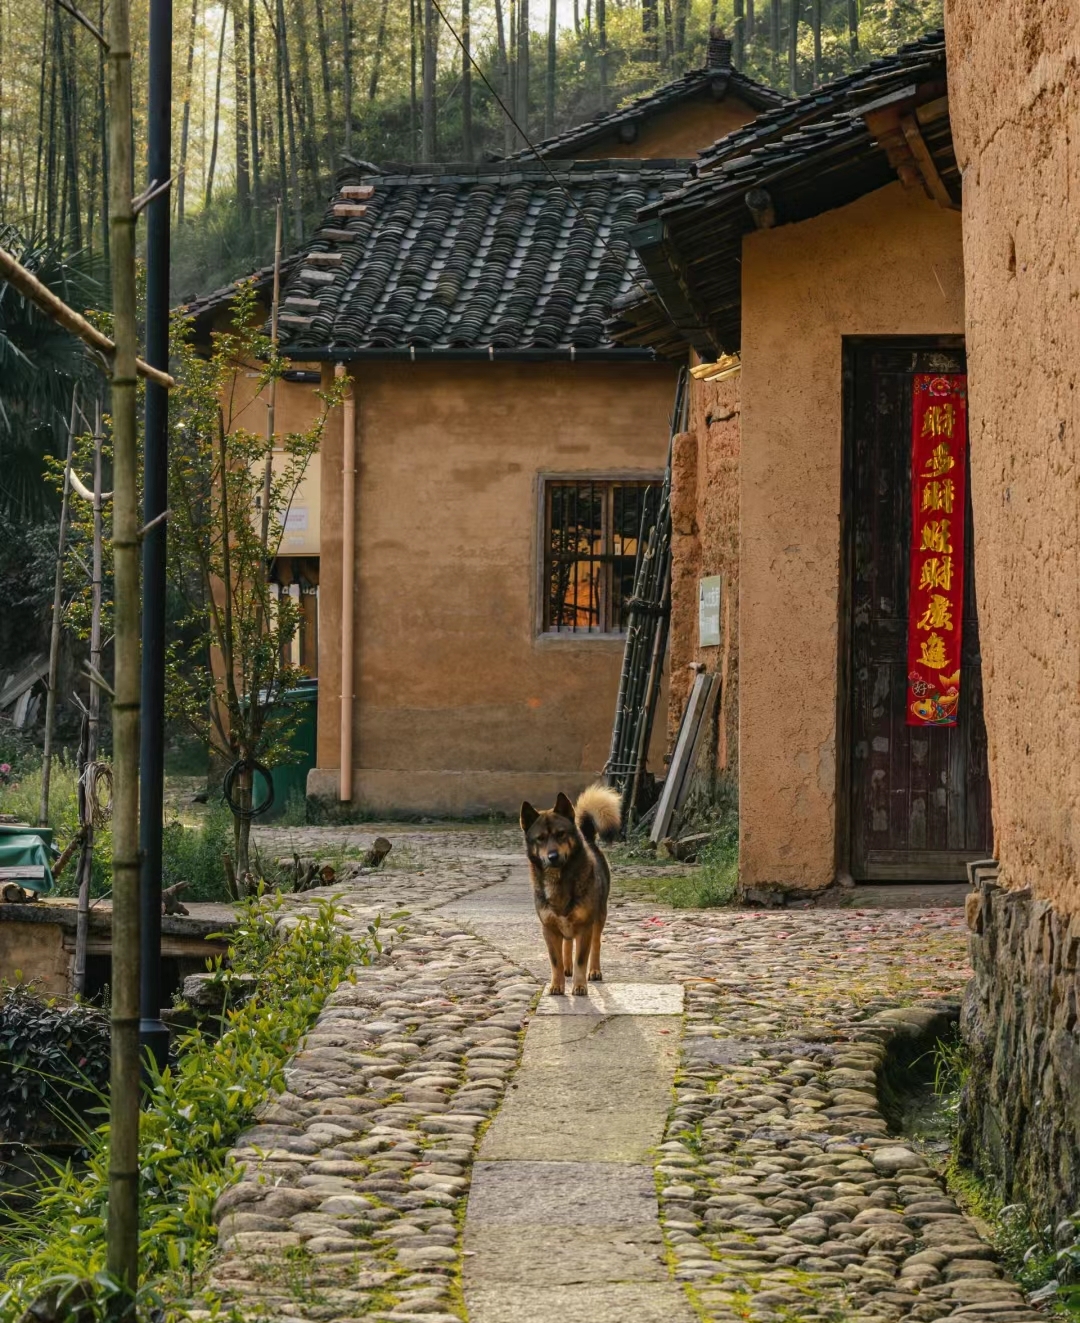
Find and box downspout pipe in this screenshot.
[338,365,356,801]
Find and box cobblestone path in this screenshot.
[200,824,1039,1323]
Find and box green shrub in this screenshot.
[160,804,236,903]
[613,819,739,909]
[0,985,110,1144]
[0,892,381,1319]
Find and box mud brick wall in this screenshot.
[961,880,1080,1225]
[945,0,1080,1216]
[945,0,1080,912]
[667,372,740,796]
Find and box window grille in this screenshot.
[543,480,659,634]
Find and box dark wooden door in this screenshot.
[845,342,992,881]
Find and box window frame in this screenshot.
[535,471,665,641]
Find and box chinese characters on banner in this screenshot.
[906,374,968,726]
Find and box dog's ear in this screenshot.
[520,801,539,832]
[554,791,575,822]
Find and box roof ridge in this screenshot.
[512,59,789,162]
[335,159,695,187]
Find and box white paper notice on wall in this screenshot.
[699,575,722,648]
[284,507,309,544]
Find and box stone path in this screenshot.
[197,824,1043,1323]
[439,870,693,1323]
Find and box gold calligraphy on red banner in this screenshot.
[906,375,968,726]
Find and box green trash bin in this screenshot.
[253,678,318,818]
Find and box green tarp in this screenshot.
[0,826,55,895]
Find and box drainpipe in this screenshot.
[337,365,356,801]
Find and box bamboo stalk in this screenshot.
[0,244,174,388]
[74,410,104,998]
[105,0,141,1292]
[39,395,78,827]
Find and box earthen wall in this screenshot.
[311,361,676,816]
[577,93,762,160]
[667,374,740,794]
[945,0,1079,1222]
[945,0,1080,916]
[739,183,965,893]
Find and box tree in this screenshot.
[0,228,97,520]
[165,286,343,886]
[462,0,474,156]
[422,0,437,159]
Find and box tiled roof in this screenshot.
[274,160,690,356]
[515,54,788,161]
[657,29,949,216]
[624,29,954,356]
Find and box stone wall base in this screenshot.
[960,879,1080,1227]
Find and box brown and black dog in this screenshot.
[520,784,621,996]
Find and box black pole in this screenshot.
[139,0,172,1075]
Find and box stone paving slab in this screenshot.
[467,1159,663,1224]
[533,981,685,1015]
[467,1281,698,1323]
[479,1014,681,1163]
[470,1224,671,1285]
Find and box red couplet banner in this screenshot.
[906,374,968,726]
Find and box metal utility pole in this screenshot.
[105,0,142,1291]
[139,0,173,1074]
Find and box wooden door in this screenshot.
[844,342,992,881]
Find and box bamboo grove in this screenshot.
[0,0,941,290]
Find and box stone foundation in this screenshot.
[960,879,1080,1226]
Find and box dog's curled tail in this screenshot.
[575,783,622,845]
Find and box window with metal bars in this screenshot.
[542,479,659,635]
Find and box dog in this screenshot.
[519,783,621,996]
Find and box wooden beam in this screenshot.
[915,96,950,128]
[900,114,959,210]
[744,187,776,229]
[863,107,929,194]
[0,244,175,388]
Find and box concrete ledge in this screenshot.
[306,767,600,816]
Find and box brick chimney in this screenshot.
[707,26,732,69]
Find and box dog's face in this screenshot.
[520,793,579,870]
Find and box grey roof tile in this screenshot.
[275,161,689,354]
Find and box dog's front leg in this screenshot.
[542,924,566,995]
[571,923,593,995]
[562,936,573,979]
